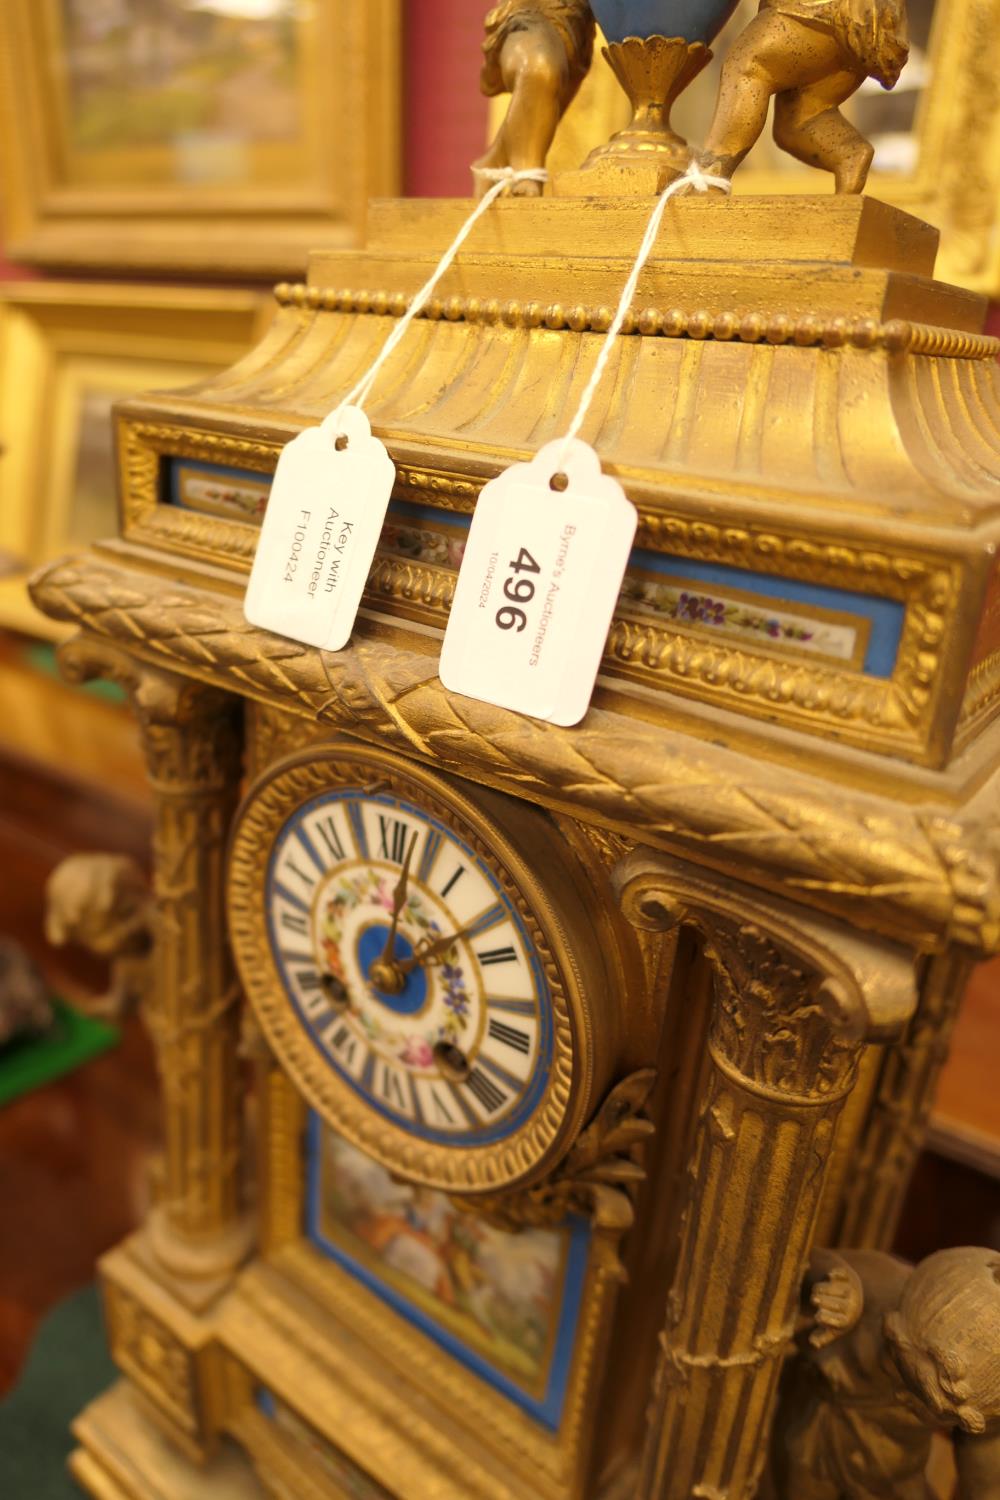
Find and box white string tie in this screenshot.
[471,166,550,186]
[334,168,549,431]
[553,162,731,472]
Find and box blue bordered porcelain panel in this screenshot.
[305,1115,591,1430]
[167,457,904,678]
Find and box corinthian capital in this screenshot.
[614,849,916,1100]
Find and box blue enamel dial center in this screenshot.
[356,926,428,1014]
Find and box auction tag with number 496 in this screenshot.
[439,439,637,727]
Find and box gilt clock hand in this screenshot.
[378,830,418,965]
[397,921,478,975]
[368,831,419,994]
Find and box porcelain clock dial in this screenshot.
[270,788,546,1141]
[228,744,614,1192]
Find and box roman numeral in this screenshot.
[315,815,346,863]
[418,830,443,884]
[347,801,368,859]
[283,853,315,889]
[428,1086,454,1124]
[296,968,330,1022]
[440,865,466,900]
[477,945,517,967]
[378,1065,407,1111]
[466,1068,507,1114]
[320,1019,357,1067]
[487,1018,530,1054]
[467,902,505,939]
[378,816,411,863]
[280,909,308,937]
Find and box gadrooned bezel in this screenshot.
[227,741,601,1193]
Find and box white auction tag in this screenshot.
[439,439,637,726]
[244,405,395,651]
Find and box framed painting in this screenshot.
[0,282,268,637]
[527,0,1000,293]
[0,0,400,277]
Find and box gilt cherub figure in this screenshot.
[46,853,153,1021]
[474,0,596,193]
[694,0,909,193]
[774,1246,1000,1499]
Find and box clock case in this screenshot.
[31,186,1000,1500]
[232,732,664,1500]
[209,716,667,1500]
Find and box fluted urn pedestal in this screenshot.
[555,0,739,195]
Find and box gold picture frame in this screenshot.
[530,0,1000,293]
[0,0,401,278]
[0,282,268,638]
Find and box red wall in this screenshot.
[404,1,488,197]
[0,251,37,284]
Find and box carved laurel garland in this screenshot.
[29,555,1000,952]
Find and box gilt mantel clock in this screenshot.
[30,10,1000,1500]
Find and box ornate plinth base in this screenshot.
[552,156,678,197]
[71,1384,263,1500]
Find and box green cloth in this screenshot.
[23,644,126,704]
[0,1002,119,1108]
[0,1285,116,1498]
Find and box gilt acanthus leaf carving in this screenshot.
[458,1070,657,1270]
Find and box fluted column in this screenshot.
[614,851,916,1500]
[60,637,253,1289]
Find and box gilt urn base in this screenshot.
[554,0,740,194]
[553,34,712,196]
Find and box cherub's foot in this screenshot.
[471,145,506,198]
[508,174,545,196]
[833,139,874,194]
[471,149,547,197]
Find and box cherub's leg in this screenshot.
[699,12,844,179]
[773,69,872,192]
[472,27,568,196]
